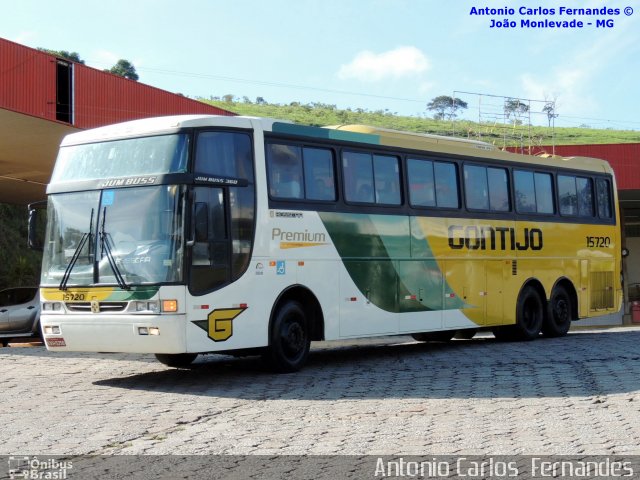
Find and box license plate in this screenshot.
[46,337,67,347]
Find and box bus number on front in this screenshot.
[586,236,611,248]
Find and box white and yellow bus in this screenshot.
[32,115,623,372]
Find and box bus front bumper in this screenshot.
[40,314,187,354]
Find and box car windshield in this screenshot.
[41,186,185,287]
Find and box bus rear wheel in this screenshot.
[155,353,198,368]
[493,285,544,341]
[513,285,544,340]
[542,285,572,337]
[264,300,310,373]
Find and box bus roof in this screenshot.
[60,114,613,175]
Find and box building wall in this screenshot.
[511,143,640,190]
[0,36,234,129]
[0,38,57,120]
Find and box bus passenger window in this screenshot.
[576,177,594,217]
[373,154,401,205]
[488,167,510,212]
[514,170,536,213]
[407,159,436,207]
[464,165,489,211]
[596,178,612,219]
[267,144,303,199]
[303,147,335,201]
[558,175,578,216]
[534,173,554,214]
[343,151,374,203]
[434,162,459,209]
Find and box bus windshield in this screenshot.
[51,134,189,183]
[41,185,185,287]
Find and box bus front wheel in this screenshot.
[264,300,310,373]
[155,353,198,368]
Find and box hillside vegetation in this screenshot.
[202,98,640,147]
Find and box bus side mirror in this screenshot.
[194,202,209,243]
[27,201,47,251]
[622,247,630,258]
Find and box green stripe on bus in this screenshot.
[272,122,380,145]
[319,212,465,313]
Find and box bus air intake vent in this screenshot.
[66,302,128,313]
[590,271,614,310]
[511,260,518,276]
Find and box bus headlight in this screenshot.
[42,302,63,312]
[135,301,159,313]
[44,325,61,335]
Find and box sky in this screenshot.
[2,0,640,130]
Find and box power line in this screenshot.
[86,59,640,130]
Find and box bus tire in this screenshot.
[513,285,544,340]
[264,300,310,373]
[542,285,572,337]
[155,353,198,368]
[411,330,456,342]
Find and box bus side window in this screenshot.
[343,151,374,203]
[464,165,489,211]
[267,144,303,199]
[407,158,436,207]
[514,170,536,213]
[433,161,459,209]
[303,147,335,201]
[558,175,578,216]
[576,177,594,217]
[596,178,612,219]
[373,154,401,205]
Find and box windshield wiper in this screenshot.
[99,207,130,290]
[59,209,94,291]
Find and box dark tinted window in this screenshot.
[303,147,335,201]
[408,159,459,208]
[343,151,400,205]
[534,173,554,214]
[559,175,594,217]
[267,144,304,199]
[464,165,489,211]
[464,165,509,212]
[195,132,254,181]
[577,177,594,217]
[596,178,613,219]
[514,170,536,213]
[434,162,459,209]
[514,170,553,214]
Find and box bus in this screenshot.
[32,115,623,372]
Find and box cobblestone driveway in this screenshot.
[2,327,639,456]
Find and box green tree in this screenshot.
[542,101,558,127]
[106,59,139,81]
[504,98,529,124]
[37,48,85,64]
[426,95,468,120]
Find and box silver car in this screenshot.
[0,287,41,346]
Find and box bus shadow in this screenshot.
[93,330,640,400]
